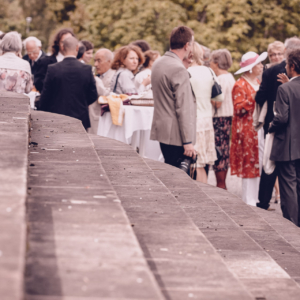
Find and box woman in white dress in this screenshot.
[134,50,160,96]
[188,42,223,183]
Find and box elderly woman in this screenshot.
[210,49,235,189]
[267,41,285,67]
[110,45,145,95]
[0,32,32,93]
[134,50,160,96]
[230,51,267,206]
[188,42,223,183]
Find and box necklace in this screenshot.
[243,74,258,85]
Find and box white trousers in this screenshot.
[242,128,264,206]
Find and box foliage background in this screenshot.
[1,0,300,71]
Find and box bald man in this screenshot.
[88,48,116,134]
[39,36,98,130]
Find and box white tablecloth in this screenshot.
[25,91,39,109]
[97,105,163,162]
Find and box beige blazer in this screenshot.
[150,51,196,146]
[88,68,116,134]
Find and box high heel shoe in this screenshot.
[275,195,280,204]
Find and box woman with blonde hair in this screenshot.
[188,42,223,183]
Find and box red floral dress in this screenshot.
[230,77,260,178]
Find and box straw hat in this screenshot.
[235,51,268,75]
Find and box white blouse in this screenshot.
[188,66,223,119]
[213,73,235,118]
[134,68,152,95]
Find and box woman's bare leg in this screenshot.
[196,167,208,184]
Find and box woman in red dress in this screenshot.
[230,51,267,206]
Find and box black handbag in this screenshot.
[208,67,222,98]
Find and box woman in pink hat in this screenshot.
[230,51,267,206]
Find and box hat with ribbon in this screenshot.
[235,51,268,75]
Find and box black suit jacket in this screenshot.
[269,76,300,162]
[23,51,46,76]
[255,60,286,133]
[34,55,57,93]
[39,57,98,129]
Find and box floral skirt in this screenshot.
[213,117,232,172]
[195,117,217,168]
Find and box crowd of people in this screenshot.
[1,26,300,227]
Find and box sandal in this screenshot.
[275,195,280,204]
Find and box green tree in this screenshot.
[0,0,26,35]
[66,0,187,53]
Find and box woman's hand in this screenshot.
[211,100,222,109]
[277,73,289,84]
[142,75,151,87]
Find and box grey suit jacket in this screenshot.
[150,51,196,146]
[269,76,300,161]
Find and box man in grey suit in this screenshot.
[151,26,196,167]
[269,48,300,226]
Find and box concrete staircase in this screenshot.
[1,92,300,300]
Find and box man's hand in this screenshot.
[277,73,289,84]
[183,143,197,158]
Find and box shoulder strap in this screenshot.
[207,67,216,82]
[113,72,122,93]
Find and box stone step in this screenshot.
[25,111,164,300]
[145,159,300,300]
[90,134,254,300]
[0,91,30,300]
[90,134,300,300]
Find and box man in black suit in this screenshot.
[23,37,46,76]
[255,37,300,210]
[269,48,300,226]
[34,29,74,93]
[39,36,98,130]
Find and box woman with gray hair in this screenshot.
[210,49,235,189]
[0,31,32,93]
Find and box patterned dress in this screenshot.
[0,69,32,94]
[230,77,260,178]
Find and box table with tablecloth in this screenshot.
[97,105,163,162]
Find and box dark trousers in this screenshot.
[277,160,300,227]
[160,143,184,168]
[257,167,278,209]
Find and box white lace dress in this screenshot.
[188,65,223,168]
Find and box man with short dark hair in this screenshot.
[269,49,300,226]
[39,36,98,130]
[151,26,196,168]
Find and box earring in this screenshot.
[249,69,252,73]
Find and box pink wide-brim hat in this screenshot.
[234,51,268,75]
